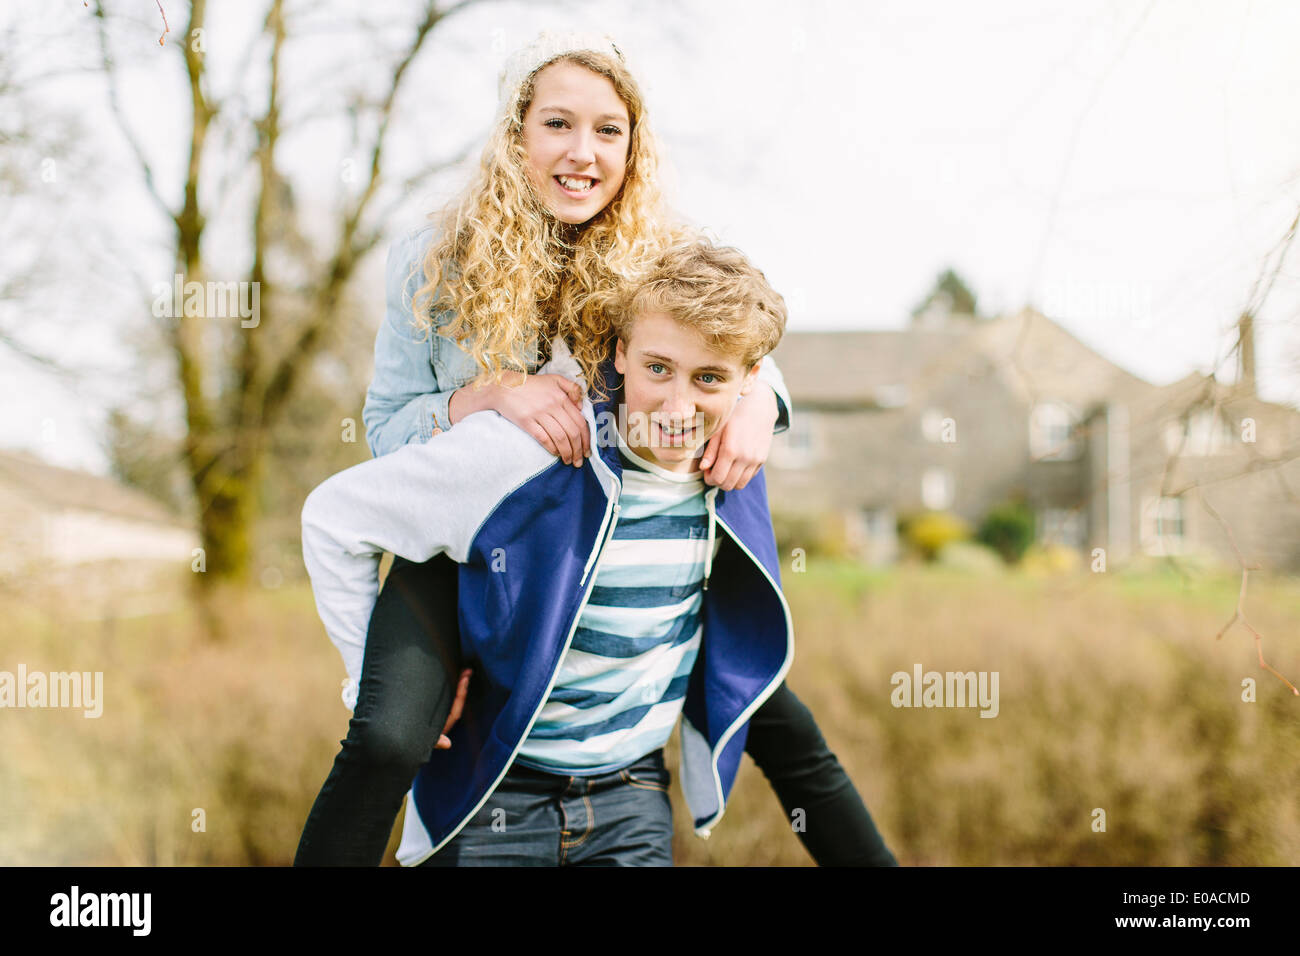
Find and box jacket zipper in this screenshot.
[579,492,619,589]
[702,486,718,591]
[691,510,795,838]
[425,483,621,861]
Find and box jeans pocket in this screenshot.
[618,755,670,792]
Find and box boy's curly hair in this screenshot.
[614,240,788,368]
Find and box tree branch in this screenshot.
[91,1,179,228]
[257,0,489,425]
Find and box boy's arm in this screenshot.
[301,412,558,705]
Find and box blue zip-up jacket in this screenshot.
[301,339,794,866]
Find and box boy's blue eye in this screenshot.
[699,374,718,385]
[648,363,666,375]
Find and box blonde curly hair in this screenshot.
[615,240,788,369]
[410,46,675,399]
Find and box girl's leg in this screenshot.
[294,554,462,866]
[744,682,898,866]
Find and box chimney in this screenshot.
[1236,312,1256,397]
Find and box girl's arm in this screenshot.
[363,230,454,458]
[363,229,589,464]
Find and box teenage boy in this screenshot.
[301,240,792,865]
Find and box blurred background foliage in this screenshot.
[4,558,1297,866]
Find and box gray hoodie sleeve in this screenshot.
[304,338,586,708]
[301,407,564,708]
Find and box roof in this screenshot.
[0,449,192,528]
[769,328,969,406]
[770,308,1159,411]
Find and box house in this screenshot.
[766,307,1300,572]
[0,449,198,604]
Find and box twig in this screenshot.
[1198,488,1298,695]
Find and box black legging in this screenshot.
[294,555,897,867]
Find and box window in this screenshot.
[1139,496,1185,555]
[1040,508,1085,550]
[772,413,817,468]
[1181,409,1233,456]
[875,384,908,408]
[1029,402,1080,460]
[921,408,952,442]
[1163,408,1234,456]
[921,467,954,510]
[853,507,899,566]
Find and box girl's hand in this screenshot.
[448,372,590,466]
[699,382,778,490]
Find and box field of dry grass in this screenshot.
[2,557,1298,866]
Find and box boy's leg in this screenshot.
[744,682,899,866]
[294,554,462,866]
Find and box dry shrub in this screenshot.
[3,559,1298,865]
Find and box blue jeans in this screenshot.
[418,749,674,867]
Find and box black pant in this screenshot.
[294,555,897,867]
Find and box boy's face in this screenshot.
[614,312,760,474]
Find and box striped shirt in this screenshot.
[514,435,716,775]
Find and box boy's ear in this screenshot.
[738,361,762,395]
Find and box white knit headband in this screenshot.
[496,31,627,123]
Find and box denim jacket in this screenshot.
[362,226,793,458]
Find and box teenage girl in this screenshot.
[294,32,896,867]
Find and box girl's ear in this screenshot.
[614,337,628,374]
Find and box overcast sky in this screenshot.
[4,0,1299,472]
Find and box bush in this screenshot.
[770,510,851,562]
[977,500,1036,564]
[1020,543,1082,575]
[901,510,971,562]
[937,540,1005,574]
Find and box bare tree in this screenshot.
[89,0,487,588]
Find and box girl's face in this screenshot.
[521,60,630,225]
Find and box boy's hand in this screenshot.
[434,668,473,750]
[449,373,589,467]
[699,382,778,491]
